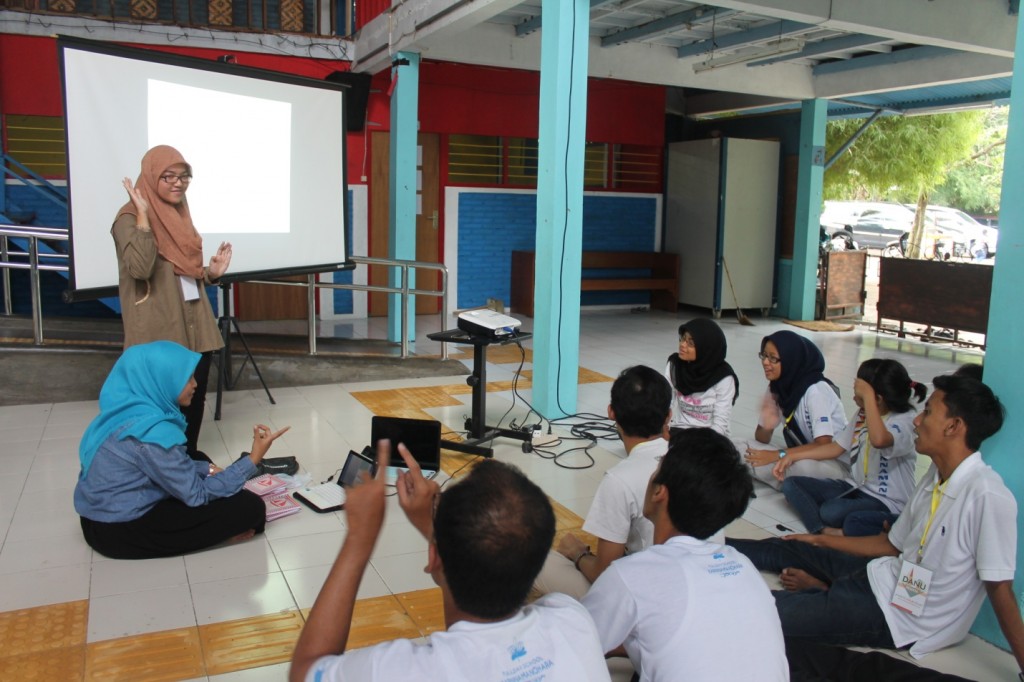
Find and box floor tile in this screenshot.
[90,556,188,598]
[87,584,197,642]
[0,563,91,611]
[199,611,303,675]
[0,533,93,574]
[370,551,435,594]
[184,536,280,584]
[190,572,298,625]
[85,626,205,681]
[268,530,346,572]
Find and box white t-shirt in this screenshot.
[583,536,788,682]
[761,382,848,454]
[305,592,611,682]
[835,409,918,513]
[867,453,1017,658]
[583,438,667,554]
[663,362,736,437]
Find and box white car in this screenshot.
[819,201,917,250]
[923,206,997,259]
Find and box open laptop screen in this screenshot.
[370,416,442,474]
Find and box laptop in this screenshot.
[371,416,442,484]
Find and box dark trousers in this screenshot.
[786,640,973,682]
[181,351,213,462]
[80,490,265,560]
[727,537,895,648]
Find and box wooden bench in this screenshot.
[510,250,679,318]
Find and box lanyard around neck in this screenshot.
[917,479,949,563]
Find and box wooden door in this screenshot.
[236,276,308,321]
[369,132,441,316]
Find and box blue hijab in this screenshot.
[78,341,200,475]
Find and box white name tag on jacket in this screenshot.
[180,276,201,301]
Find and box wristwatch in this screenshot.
[778,449,787,459]
[573,547,593,571]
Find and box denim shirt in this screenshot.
[74,431,258,523]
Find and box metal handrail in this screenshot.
[0,223,450,357]
[245,255,450,359]
[0,224,71,343]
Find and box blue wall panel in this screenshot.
[332,189,355,314]
[457,191,659,309]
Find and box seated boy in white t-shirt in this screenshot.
[290,445,611,682]
[535,365,673,599]
[583,428,788,682]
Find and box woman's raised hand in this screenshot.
[248,423,290,465]
[122,177,150,224]
[208,242,233,280]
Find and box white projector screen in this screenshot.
[58,37,351,295]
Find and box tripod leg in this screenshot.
[214,315,230,420]
[230,317,275,405]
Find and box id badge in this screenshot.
[890,559,933,617]
[180,275,201,301]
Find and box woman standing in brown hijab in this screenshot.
[113,145,233,463]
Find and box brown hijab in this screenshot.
[116,145,204,279]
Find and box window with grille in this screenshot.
[4,115,66,178]
[446,135,661,191]
[448,134,502,184]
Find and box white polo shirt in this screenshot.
[583,438,667,554]
[305,592,611,681]
[583,536,788,682]
[867,452,1017,658]
[837,409,918,513]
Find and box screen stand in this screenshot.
[214,281,274,420]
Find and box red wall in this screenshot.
[2,34,665,169]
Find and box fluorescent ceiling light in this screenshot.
[693,39,805,73]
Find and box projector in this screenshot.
[457,310,522,338]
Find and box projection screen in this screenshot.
[58,37,351,296]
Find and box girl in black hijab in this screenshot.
[744,330,848,488]
[664,318,739,437]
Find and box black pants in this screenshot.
[80,490,265,560]
[786,640,975,682]
[181,351,213,462]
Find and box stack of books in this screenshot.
[243,473,302,521]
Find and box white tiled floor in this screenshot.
[0,308,1014,679]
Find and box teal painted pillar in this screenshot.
[969,16,1024,648]
[531,0,589,418]
[387,51,419,343]
[785,99,827,321]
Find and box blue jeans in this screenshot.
[842,510,900,537]
[727,537,895,648]
[782,476,891,535]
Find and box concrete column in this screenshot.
[387,51,419,342]
[531,0,589,418]
[969,16,1024,648]
[785,98,827,320]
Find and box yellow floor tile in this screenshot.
[342,595,422,650]
[198,610,305,676]
[395,588,447,636]
[0,599,87,658]
[0,646,85,680]
[85,627,205,682]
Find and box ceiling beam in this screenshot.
[516,0,618,37]
[676,19,816,59]
[746,33,891,66]
[812,45,958,76]
[600,5,733,47]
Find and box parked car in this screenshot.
[820,201,917,250]
[923,206,997,259]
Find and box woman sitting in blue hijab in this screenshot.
[74,340,289,559]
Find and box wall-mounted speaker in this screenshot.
[325,71,372,133]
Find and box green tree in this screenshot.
[824,111,986,257]
[930,107,1006,215]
